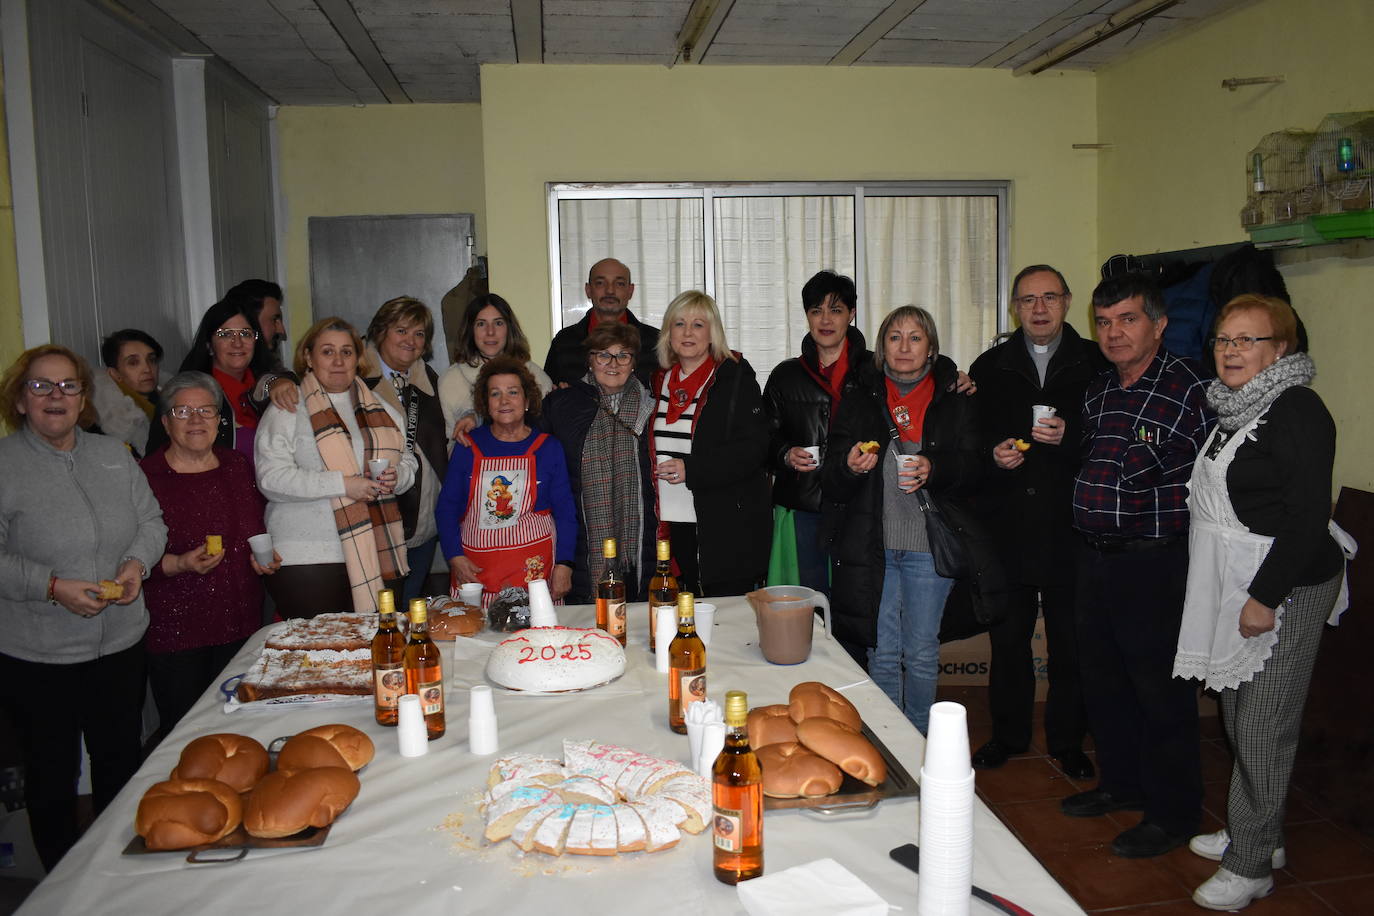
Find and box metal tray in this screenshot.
[122,823,331,864]
[763,724,918,813]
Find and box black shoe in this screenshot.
[1060,789,1146,817]
[1051,748,1096,780]
[1111,822,1191,858]
[972,739,1027,770]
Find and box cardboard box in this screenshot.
[938,619,1049,701]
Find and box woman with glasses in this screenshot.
[139,371,282,738]
[538,322,657,603]
[438,294,553,445]
[148,298,277,462]
[1174,296,1346,912]
[0,345,166,871]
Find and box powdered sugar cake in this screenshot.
[237,613,375,702]
[262,613,374,651]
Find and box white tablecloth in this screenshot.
[19,598,1084,915]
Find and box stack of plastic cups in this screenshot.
[469,685,499,755]
[917,701,975,916]
[654,606,677,673]
[397,694,429,758]
[528,579,558,628]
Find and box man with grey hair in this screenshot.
[544,258,659,387]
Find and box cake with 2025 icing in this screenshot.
[485,627,626,692]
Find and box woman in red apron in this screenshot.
[436,357,577,606]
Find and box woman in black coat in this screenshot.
[822,305,982,733]
[539,322,657,603]
[650,291,771,597]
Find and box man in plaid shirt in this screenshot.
[1059,271,1214,859]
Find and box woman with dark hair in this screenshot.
[822,305,982,733]
[539,322,657,603]
[437,294,552,443]
[437,356,577,604]
[92,328,164,456]
[0,344,166,870]
[148,298,276,460]
[141,371,280,735]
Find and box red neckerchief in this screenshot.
[665,357,717,425]
[588,309,631,329]
[885,373,934,444]
[213,367,258,429]
[813,338,849,407]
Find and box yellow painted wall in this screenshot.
[1097,0,1374,493]
[479,64,1099,349]
[274,103,485,342]
[0,58,24,371]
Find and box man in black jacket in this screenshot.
[968,264,1107,780]
[544,258,660,388]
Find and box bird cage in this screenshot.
[1308,111,1374,212]
[1240,129,1313,228]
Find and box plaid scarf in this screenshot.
[302,371,409,612]
[580,374,653,585]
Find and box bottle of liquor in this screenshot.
[646,538,678,652]
[713,689,763,885]
[667,592,706,734]
[404,597,446,739]
[595,537,627,647]
[371,588,406,727]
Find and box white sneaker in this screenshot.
[1193,867,1275,911]
[1188,829,1287,869]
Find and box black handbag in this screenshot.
[916,489,971,580]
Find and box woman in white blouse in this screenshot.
[437,294,552,442]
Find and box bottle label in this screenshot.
[608,600,626,638]
[679,667,706,712]
[374,664,404,709]
[418,677,444,716]
[713,804,743,852]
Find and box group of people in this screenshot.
[0,254,1348,910]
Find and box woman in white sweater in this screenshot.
[437,294,552,442]
[255,318,416,617]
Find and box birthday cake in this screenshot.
[485,627,626,692]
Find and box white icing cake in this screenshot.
[485,627,626,692]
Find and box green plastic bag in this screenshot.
[766,505,801,587]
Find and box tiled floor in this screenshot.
[938,686,1374,914]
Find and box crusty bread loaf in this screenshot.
[788,681,863,731]
[747,704,797,749]
[755,742,844,798]
[275,734,351,773]
[135,778,242,850]
[427,602,484,639]
[795,716,887,787]
[243,767,360,839]
[297,724,375,771]
[171,734,269,793]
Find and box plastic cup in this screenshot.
[802,445,821,467]
[367,458,390,479]
[922,701,972,778]
[527,579,557,627]
[468,685,498,755]
[458,582,483,607]
[694,603,715,646]
[397,694,428,758]
[1032,404,1057,427]
[247,533,274,566]
[655,606,677,673]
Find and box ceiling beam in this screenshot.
[103,0,214,56]
[316,0,411,103]
[1013,0,1182,76]
[672,0,736,65]
[828,0,930,67]
[511,0,543,63]
[974,0,1104,69]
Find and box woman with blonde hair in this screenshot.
[650,291,770,596]
[255,317,416,616]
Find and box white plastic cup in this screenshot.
[367,458,390,479]
[922,700,972,779]
[895,453,920,470]
[802,445,821,467]
[247,533,274,567]
[468,685,499,755]
[458,582,483,607]
[469,684,496,721]
[655,606,677,673]
[1031,404,1057,427]
[527,578,557,627]
[693,603,715,647]
[397,694,428,758]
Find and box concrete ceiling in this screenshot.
[110,0,1255,105]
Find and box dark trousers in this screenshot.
[1076,538,1202,835]
[987,582,1087,753]
[264,563,354,618]
[669,522,758,599]
[147,639,246,739]
[0,642,146,872]
[402,536,439,603]
[792,509,831,598]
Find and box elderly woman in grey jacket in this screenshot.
[0,344,167,871]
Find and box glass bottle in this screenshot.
[667,592,706,734]
[371,588,406,726]
[713,689,763,884]
[595,537,627,646]
[647,538,678,652]
[404,597,446,739]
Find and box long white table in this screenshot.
[19,598,1084,915]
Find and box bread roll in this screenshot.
[135,778,242,850]
[788,681,863,731]
[171,733,269,793]
[427,603,484,639]
[297,724,375,771]
[795,716,887,787]
[755,742,843,798]
[275,734,351,773]
[746,705,797,749]
[243,767,360,839]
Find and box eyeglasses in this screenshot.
[214,328,258,341]
[1013,292,1066,309]
[591,350,635,366]
[167,405,220,420]
[25,379,83,396]
[1209,335,1274,352]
